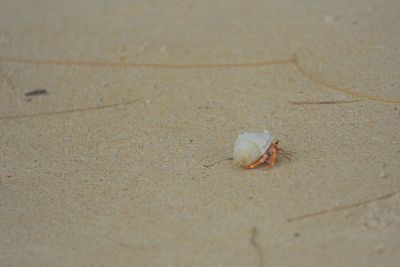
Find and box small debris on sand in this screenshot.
[25,89,48,97]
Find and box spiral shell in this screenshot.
[233,130,272,166]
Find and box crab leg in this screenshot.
[245,154,268,169]
[266,144,278,168]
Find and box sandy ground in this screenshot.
[1,0,400,266]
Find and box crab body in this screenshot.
[233,130,291,169]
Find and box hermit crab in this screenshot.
[233,130,291,169]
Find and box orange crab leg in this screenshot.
[266,144,278,168]
[244,140,292,170]
[245,154,268,169]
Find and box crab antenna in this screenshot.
[278,148,293,160]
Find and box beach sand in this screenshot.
[1,0,399,266]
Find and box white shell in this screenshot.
[233,130,272,166]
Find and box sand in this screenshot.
[1,0,399,266]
